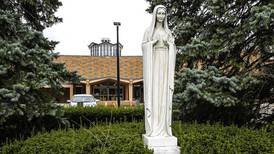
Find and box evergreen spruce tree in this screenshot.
[146,0,274,125]
[0,0,79,123]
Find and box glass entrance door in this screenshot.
[93,85,124,101]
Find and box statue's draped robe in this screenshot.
[142,16,176,136]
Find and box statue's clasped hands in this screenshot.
[152,38,170,46]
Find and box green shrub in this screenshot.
[2,122,273,154]
[64,106,144,128]
[173,122,274,154]
[1,122,152,154]
[0,106,144,145]
[0,114,65,147]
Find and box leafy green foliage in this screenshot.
[64,106,144,128]
[1,123,152,154]
[0,106,143,146]
[173,122,274,154]
[0,113,66,147]
[0,1,79,124]
[146,0,274,125]
[2,122,273,154]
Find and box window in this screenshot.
[93,84,124,101]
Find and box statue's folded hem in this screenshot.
[143,134,180,154]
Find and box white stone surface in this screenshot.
[143,135,180,154]
[142,4,176,137]
[143,135,177,147]
[142,4,180,154]
[152,147,180,154]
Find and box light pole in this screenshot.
[114,22,121,107]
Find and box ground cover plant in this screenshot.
[1,122,273,154]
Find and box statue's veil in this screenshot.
[147,5,172,41]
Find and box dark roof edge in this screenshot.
[58,55,143,57]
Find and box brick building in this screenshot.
[53,39,143,104]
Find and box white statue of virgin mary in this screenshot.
[142,5,176,137]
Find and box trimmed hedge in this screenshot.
[1,122,152,154]
[64,106,144,128]
[173,122,274,154]
[2,122,273,154]
[0,115,64,147]
[0,106,144,145]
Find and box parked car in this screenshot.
[68,94,99,107]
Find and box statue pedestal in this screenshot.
[143,135,180,154]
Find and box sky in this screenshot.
[43,0,151,56]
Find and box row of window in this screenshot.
[90,44,121,56]
[73,84,143,102]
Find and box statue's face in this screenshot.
[156,8,166,23]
